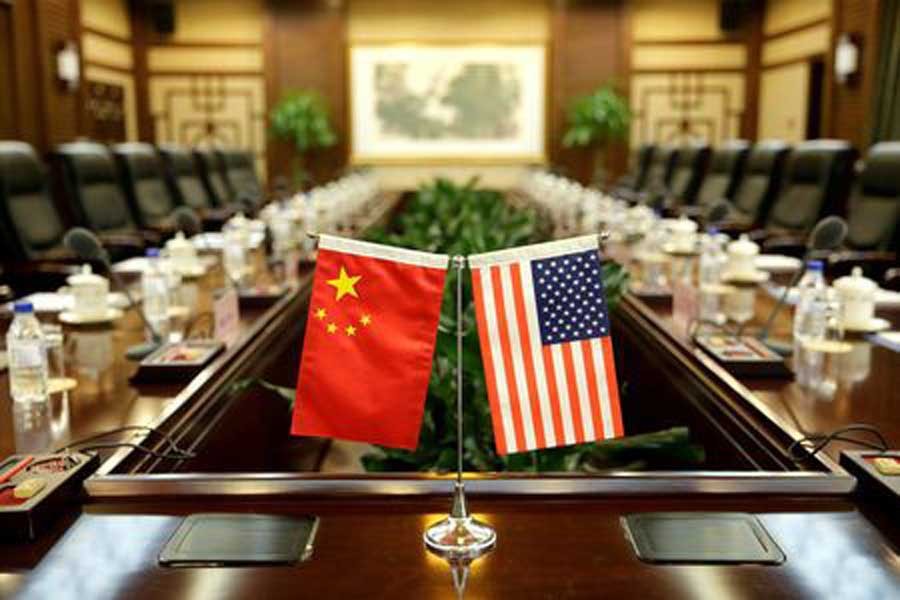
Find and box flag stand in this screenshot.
[423,255,497,558]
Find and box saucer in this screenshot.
[48,377,78,394]
[168,305,190,319]
[661,244,699,257]
[722,271,770,285]
[844,317,891,333]
[59,308,123,325]
[176,263,207,280]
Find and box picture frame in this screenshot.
[349,43,547,164]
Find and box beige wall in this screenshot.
[147,0,266,180]
[756,0,832,141]
[629,0,747,147]
[347,0,548,189]
[80,0,137,141]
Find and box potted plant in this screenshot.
[563,84,631,186]
[270,90,337,188]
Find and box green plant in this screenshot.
[270,90,337,186]
[360,178,650,473]
[563,84,631,185]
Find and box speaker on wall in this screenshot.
[150,0,175,35]
[719,0,750,33]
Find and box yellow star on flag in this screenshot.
[314,308,327,320]
[326,322,338,334]
[326,266,361,301]
[345,325,357,336]
[360,314,372,326]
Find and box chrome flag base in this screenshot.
[424,482,496,558]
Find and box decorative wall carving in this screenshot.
[85,80,127,142]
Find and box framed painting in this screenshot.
[349,44,546,164]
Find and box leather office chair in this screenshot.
[0,141,79,293]
[725,140,790,228]
[612,143,655,195]
[665,143,711,209]
[693,140,750,211]
[158,144,235,228]
[112,142,177,231]
[0,141,69,261]
[221,149,263,210]
[828,141,900,279]
[764,140,856,237]
[636,145,678,208]
[193,147,235,209]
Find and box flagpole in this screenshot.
[423,255,496,559]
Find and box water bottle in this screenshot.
[698,228,727,324]
[142,248,170,342]
[793,260,826,385]
[6,301,48,405]
[222,228,247,288]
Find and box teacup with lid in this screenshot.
[725,234,759,278]
[165,231,199,274]
[67,264,109,319]
[833,267,877,329]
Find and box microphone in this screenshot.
[63,228,164,361]
[750,216,849,348]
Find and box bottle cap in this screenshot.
[707,226,719,235]
[146,247,161,258]
[806,260,824,271]
[13,301,34,314]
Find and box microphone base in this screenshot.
[759,337,794,357]
[126,341,163,361]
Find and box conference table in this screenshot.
[1,194,898,599]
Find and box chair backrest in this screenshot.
[765,139,857,234]
[667,143,711,206]
[846,141,900,251]
[193,147,234,207]
[157,144,213,211]
[0,141,67,260]
[112,142,176,228]
[641,145,678,192]
[221,149,262,205]
[696,140,750,208]
[731,140,790,225]
[54,141,137,235]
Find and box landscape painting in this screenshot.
[350,45,546,163]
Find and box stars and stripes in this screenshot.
[469,235,623,455]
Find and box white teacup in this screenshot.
[166,231,199,273]
[725,234,759,278]
[833,267,877,329]
[668,217,698,251]
[67,264,109,319]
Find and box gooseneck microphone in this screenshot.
[749,216,849,347]
[63,228,163,360]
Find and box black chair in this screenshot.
[636,145,678,208]
[112,142,177,231]
[692,140,750,211]
[158,144,236,228]
[827,141,900,279]
[665,143,711,209]
[764,140,857,237]
[221,148,263,208]
[613,143,655,195]
[54,141,150,250]
[725,140,790,228]
[193,147,235,209]
[0,141,69,261]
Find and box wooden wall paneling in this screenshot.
[264,0,348,186]
[129,0,154,141]
[742,2,764,139]
[548,0,627,185]
[828,0,882,148]
[0,2,15,139]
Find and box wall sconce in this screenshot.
[56,41,81,92]
[834,33,860,85]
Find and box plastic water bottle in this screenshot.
[142,248,170,342]
[6,301,48,405]
[698,228,727,324]
[793,260,827,384]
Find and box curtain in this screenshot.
[871,0,900,143]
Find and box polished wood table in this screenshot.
[3,494,899,599]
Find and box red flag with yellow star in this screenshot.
[291,235,449,449]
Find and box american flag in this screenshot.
[469,235,623,455]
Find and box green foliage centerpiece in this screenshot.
[563,84,631,186]
[270,90,337,187]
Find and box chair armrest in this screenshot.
[761,235,806,257]
[827,251,897,280]
[0,261,81,296]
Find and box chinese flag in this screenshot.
[291,235,448,449]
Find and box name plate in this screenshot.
[214,287,240,346]
[672,279,699,337]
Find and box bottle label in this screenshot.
[10,341,44,369]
